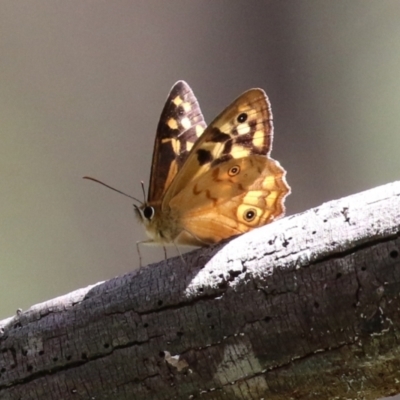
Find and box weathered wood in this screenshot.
[1,181,400,400]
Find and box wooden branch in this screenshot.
[1,182,400,400]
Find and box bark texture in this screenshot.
[1,182,400,400]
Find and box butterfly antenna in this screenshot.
[83,176,142,204]
[140,180,147,203]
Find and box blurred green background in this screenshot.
[1,0,399,334]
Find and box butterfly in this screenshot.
[85,81,290,262]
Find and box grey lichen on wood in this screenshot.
[1,181,400,400]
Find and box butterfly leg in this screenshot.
[136,241,144,267]
[136,239,154,267]
[172,241,186,265]
[136,240,170,266]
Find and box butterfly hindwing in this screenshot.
[169,155,289,245]
[148,81,206,203]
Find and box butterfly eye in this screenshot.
[237,113,248,123]
[243,208,257,222]
[143,206,155,220]
[228,165,240,177]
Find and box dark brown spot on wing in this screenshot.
[235,134,253,148]
[211,154,233,167]
[197,149,213,165]
[222,140,232,154]
[249,119,257,133]
[209,127,231,143]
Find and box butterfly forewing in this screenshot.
[148,81,207,203]
[163,89,273,206]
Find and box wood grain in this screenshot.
[1,181,400,399]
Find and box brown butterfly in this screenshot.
[86,81,290,262]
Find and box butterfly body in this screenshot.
[134,81,290,251]
[135,201,184,245]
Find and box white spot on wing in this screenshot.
[237,123,250,135]
[181,117,192,130]
[182,102,192,112]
